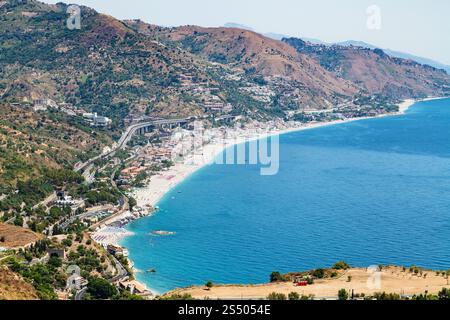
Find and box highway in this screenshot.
[110,256,129,283]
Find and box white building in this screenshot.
[67,276,88,290]
[83,112,112,127]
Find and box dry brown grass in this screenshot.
[169,266,450,300]
[0,266,39,300]
[0,223,42,248]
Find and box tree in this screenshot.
[87,277,117,300]
[270,271,285,283]
[48,256,62,269]
[288,292,300,300]
[338,289,349,301]
[205,281,214,289]
[312,268,325,279]
[128,197,137,210]
[438,288,450,300]
[332,261,350,270]
[14,215,24,227]
[267,292,287,300]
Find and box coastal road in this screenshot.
[75,287,87,301]
[89,196,129,230]
[32,192,57,210]
[110,256,129,283]
[75,118,189,173]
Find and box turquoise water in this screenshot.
[122,98,450,294]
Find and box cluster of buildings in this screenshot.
[202,101,234,114]
[173,71,236,116]
[105,207,153,230]
[240,84,276,103]
[107,244,129,257]
[82,112,112,127]
[32,99,83,117]
[117,145,173,186]
[32,98,59,111]
[54,191,85,211]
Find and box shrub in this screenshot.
[338,289,349,300]
[270,271,286,283]
[267,292,287,300]
[332,261,350,270]
[438,288,450,300]
[288,292,300,300]
[373,292,401,300]
[312,268,325,279]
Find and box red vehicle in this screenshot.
[295,281,308,287]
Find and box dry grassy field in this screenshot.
[169,266,450,300]
[0,223,42,248]
[0,267,39,300]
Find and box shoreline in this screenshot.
[130,98,417,210]
[121,96,447,295]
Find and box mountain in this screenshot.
[227,22,450,74]
[130,23,364,110]
[0,0,231,121]
[336,41,450,74]
[283,37,450,99]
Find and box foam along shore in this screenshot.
[131,98,421,209]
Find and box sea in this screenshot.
[122,98,450,294]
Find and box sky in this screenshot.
[44,0,450,65]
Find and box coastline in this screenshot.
[121,96,447,295]
[130,98,417,210]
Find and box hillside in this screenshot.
[0,103,111,190]
[0,266,39,300]
[128,22,361,110]
[335,40,450,74]
[0,0,232,120]
[0,102,114,223]
[0,222,42,248]
[3,1,448,121]
[283,37,450,99]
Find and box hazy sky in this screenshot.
[44,0,450,65]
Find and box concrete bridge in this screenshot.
[118,118,189,149]
[76,118,190,173]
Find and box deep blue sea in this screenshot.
[122,98,450,294]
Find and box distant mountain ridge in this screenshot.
[223,23,450,74]
[283,37,450,99]
[151,22,449,100]
[336,40,450,74]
